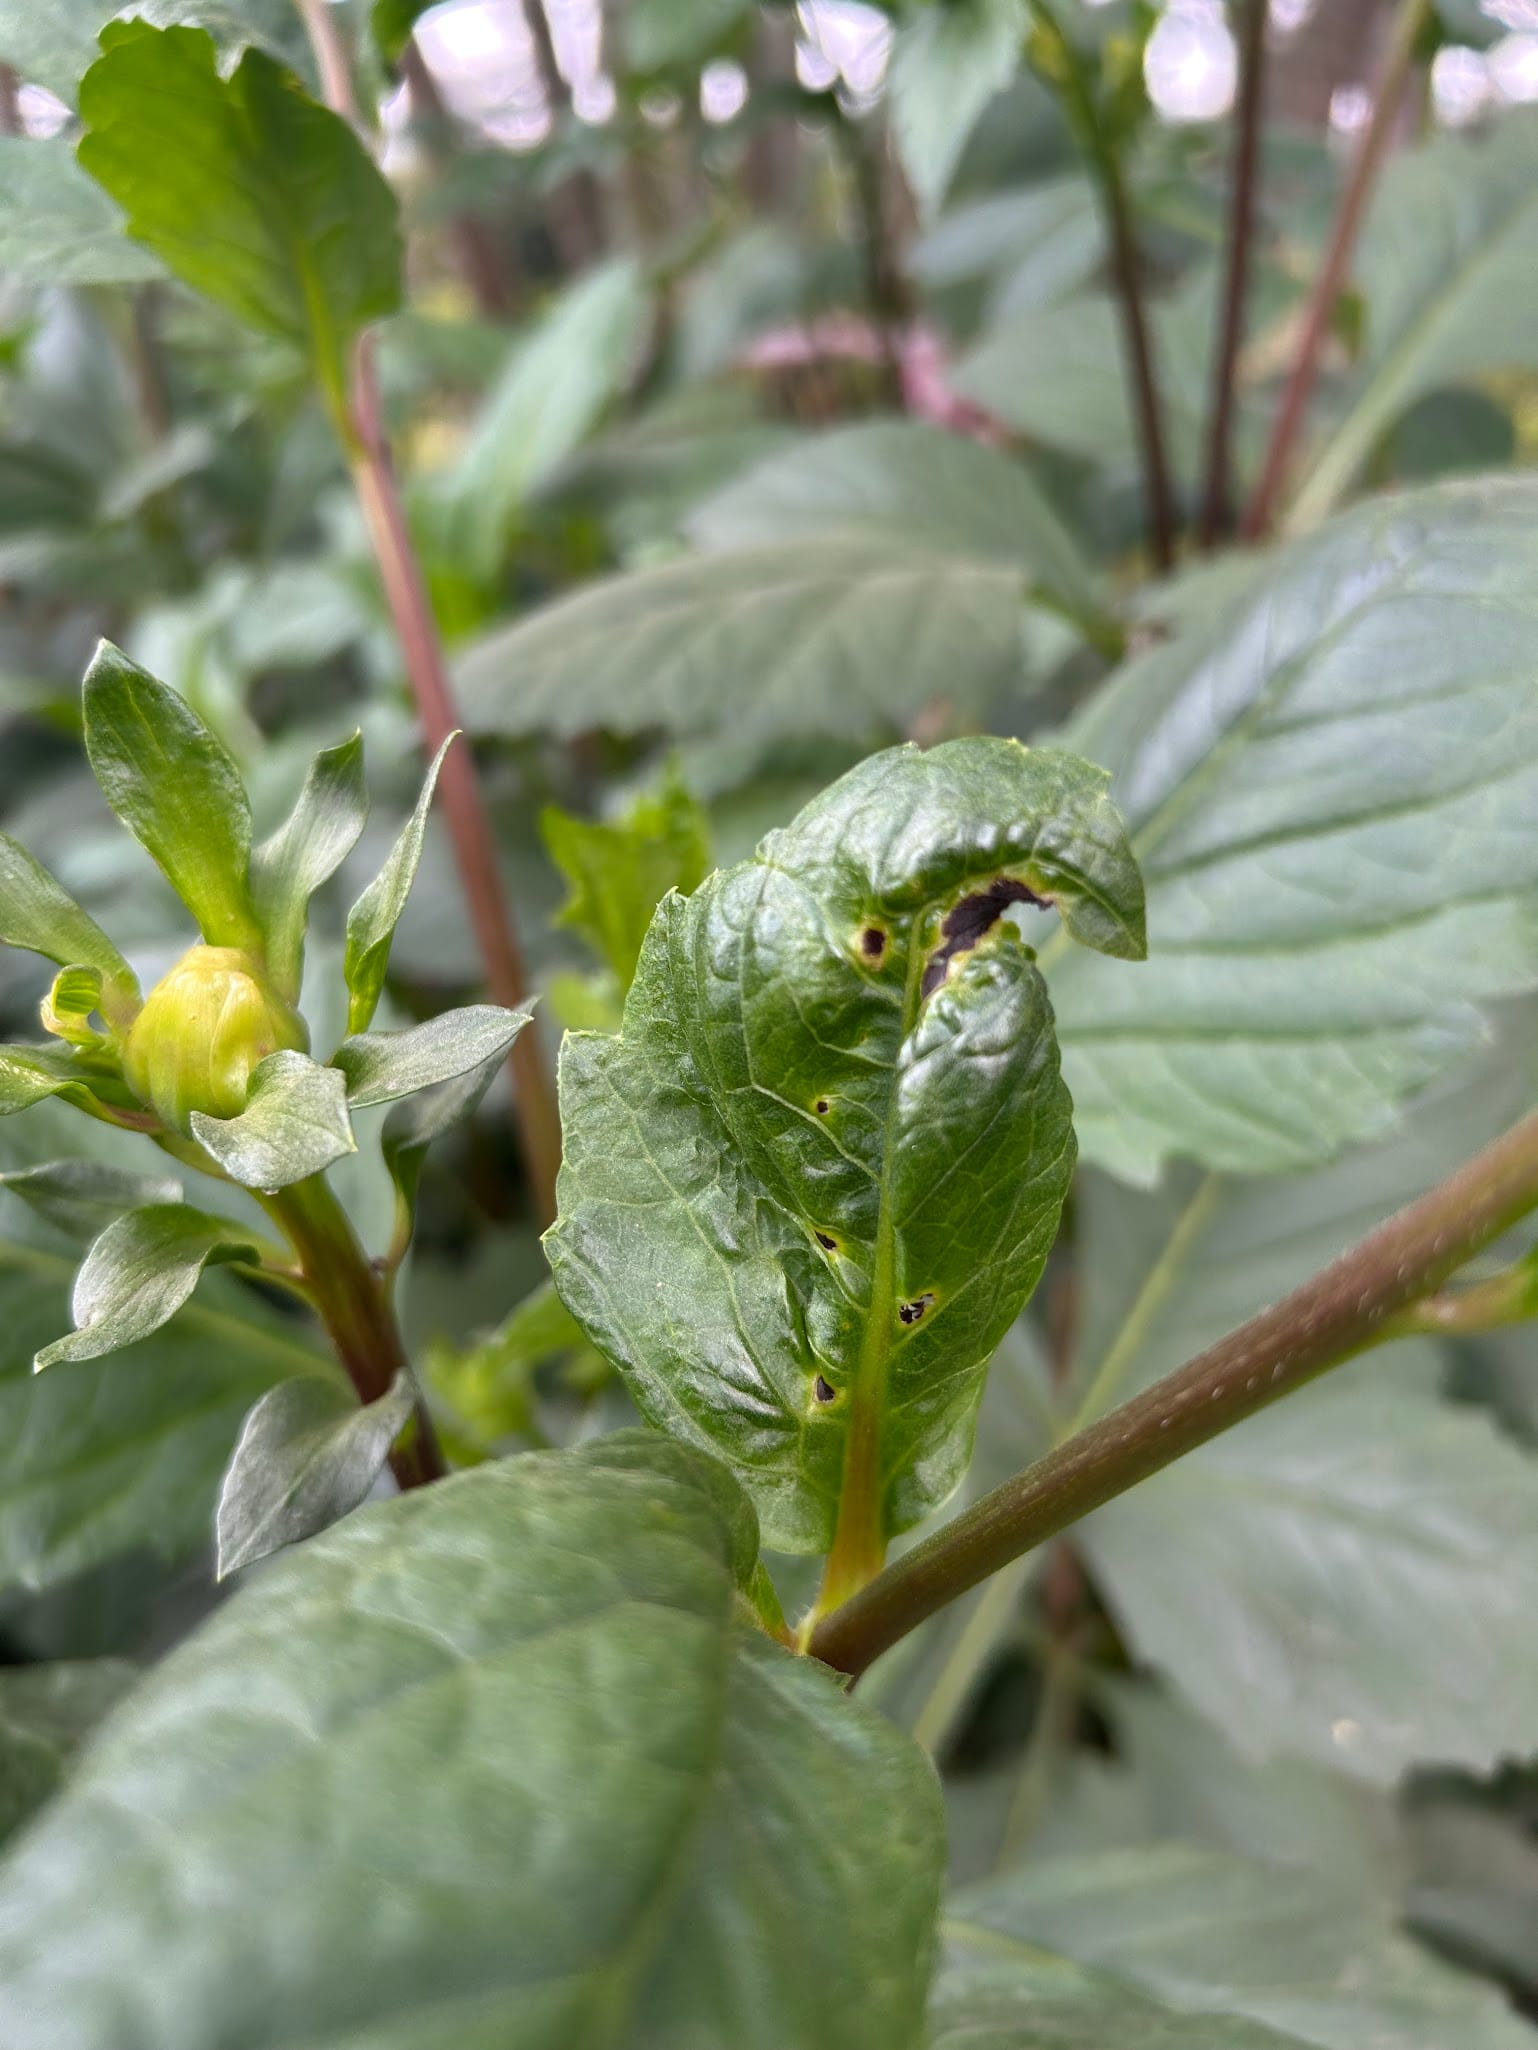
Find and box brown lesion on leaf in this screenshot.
[813,1374,838,1405]
[814,1229,838,1252]
[921,877,1046,999]
[859,924,888,965]
[813,1096,831,1116]
[898,1291,936,1327]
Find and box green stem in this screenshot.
[262,1176,446,1491]
[1241,0,1429,540]
[1029,1,1177,570]
[812,932,930,1619]
[810,1104,1538,1679]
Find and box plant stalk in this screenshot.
[263,1176,447,1490]
[810,1104,1538,1678]
[1240,0,1429,540]
[295,0,564,1228]
[1029,2,1177,570]
[1197,0,1267,547]
[346,343,563,1226]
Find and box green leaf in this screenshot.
[888,0,1026,221]
[82,640,263,955]
[0,1660,136,1848]
[0,1,311,106]
[0,137,164,287]
[76,21,400,413]
[624,0,752,70]
[249,730,368,1005]
[457,536,1041,746]
[1293,112,1538,527]
[189,1050,355,1190]
[1048,474,1538,1181]
[39,965,105,1047]
[1082,1371,1538,1788]
[369,0,434,66]
[686,420,1103,627]
[342,734,453,1035]
[931,1957,1305,2050]
[0,1043,122,1122]
[542,766,712,991]
[442,259,651,577]
[0,831,140,1031]
[548,738,1144,1553]
[1059,1028,1538,1786]
[33,1202,262,1371]
[425,1277,601,1450]
[0,1231,328,1594]
[0,1159,182,1241]
[0,1435,944,2050]
[940,1844,1536,2050]
[332,1001,534,1108]
[378,1030,508,1231]
[214,1369,411,1578]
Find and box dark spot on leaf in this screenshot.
[814,1375,836,1404]
[921,878,1046,998]
[814,1098,830,1115]
[814,1230,837,1251]
[860,925,887,962]
[899,1292,936,1326]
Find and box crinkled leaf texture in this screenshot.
[0,1433,944,2050]
[1051,475,1538,1180]
[549,739,1144,1553]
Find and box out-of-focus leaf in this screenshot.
[83,641,263,955]
[214,1370,410,1577]
[0,1159,181,1241]
[686,419,1101,623]
[333,1002,533,1109]
[1293,111,1538,527]
[1049,475,1538,1181]
[889,0,1026,220]
[910,175,1103,319]
[33,1203,261,1371]
[76,22,399,410]
[0,1,310,105]
[457,536,1039,746]
[249,731,368,1005]
[549,739,1143,1553]
[0,137,163,286]
[0,1435,944,2050]
[425,1277,601,1450]
[624,0,752,70]
[190,1051,355,1191]
[542,766,711,990]
[938,1844,1535,2050]
[0,831,140,1030]
[0,1659,136,1847]
[342,735,453,1035]
[442,259,650,576]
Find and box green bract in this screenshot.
[548,737,1145,1555]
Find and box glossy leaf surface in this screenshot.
[76,23,399,408]
[190,1051,355,1191]
[215,1370,410,1578]
[549,738,1144,1551]
[249,731,368,1004]
[33,1203,261,1370]
[83,641,262,955]
[0,1435,944,2050]
[342,735,453,1034]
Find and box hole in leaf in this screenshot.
[921,878,1046,999]
[898,1292,936,1326]
[860,925,887,963]
[814,1375,837,1404]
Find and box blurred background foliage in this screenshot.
[3,0,1538,2033]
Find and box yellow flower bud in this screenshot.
[122,945,306,1133]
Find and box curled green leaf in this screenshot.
[190,1051,356,1192]
[250,730,368,1005]
[342,734,455,1035]
[0,832,140,1032]
[548,737,1145,1556]
[34,1203,262,1372]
